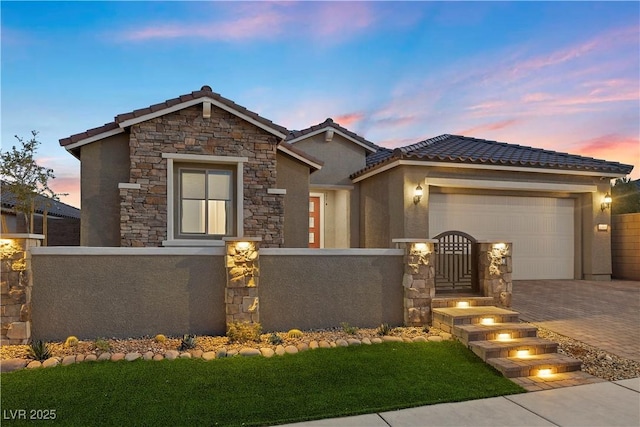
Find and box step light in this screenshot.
[456,301,469,308]
[497,333,511,341]
[537,368,553,378]
[480,317,494,325]
[516,349,530,358]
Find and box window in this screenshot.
[179,168,233,236]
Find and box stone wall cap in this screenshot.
[222,237,263,242]
[1,234,45,240]
[476,240,512,244]
[392,238,438,243]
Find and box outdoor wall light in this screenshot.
[537,368,553,378]
[497,333,511,341]
[456,301,470,308]
[413,185,423,205]
[601,193,612,211]
[480,317,495,325]
[413,242,428,253]
[236,241,251,251]
[516,349,530,358]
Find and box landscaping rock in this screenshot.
[164,350,179,360]
[428,336,443,342]
[152,354,164,361]
[284,345,298,354]
[440,332,452,341]
[84,354,97,362]
[412,336,427,343]
[347,339,361,346]
[318,341,331,349]
[216,349,227,359]
[382,336,403,343]
[62,355,76,366]
[202,351,216,361]
[26,361,41,369]
[275,345,286,356]
[42,358,59,368]
[296,343,309,352]
[125,352,141,361]
[179,352,191,359]
[192,349,203,359]
[143,351,154,361]
[1,358,27,372]
[371,338,383,344]
[330,342,337,347]
[309,341,319,350]
[336,339,349,347]
[260,348,275,358]
[97,353,111,362]
[227,349,238,357]
[362,338,372,345]
[239,348,260,357]
[76,354,85,363]
[111,353,125,362]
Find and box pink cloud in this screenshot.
[522,92,553,103]
[572,134,639,165]
[334,112,365,127]
[457,119,520,136]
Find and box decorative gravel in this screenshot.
[535,325,640,381]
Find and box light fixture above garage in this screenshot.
[413,185,423,205]
[601,193,612,211]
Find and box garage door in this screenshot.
[429,194,574,280]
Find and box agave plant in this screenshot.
[29,340,52,361]
[178,334,197,351]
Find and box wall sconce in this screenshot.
[236,241,251,251]
[413,185,423,205]
[601,193,612,211]
[412,242,428,254]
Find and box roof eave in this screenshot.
[288,126,377,153]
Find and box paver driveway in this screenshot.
[512,280,640,361]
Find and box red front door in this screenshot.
[309,196,320,248]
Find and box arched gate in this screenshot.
[433,231,478,294]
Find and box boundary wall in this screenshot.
[612,213,640,280]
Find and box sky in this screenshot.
[2,1,639,208]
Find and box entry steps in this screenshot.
[432,298,583,380]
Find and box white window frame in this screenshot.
[162,153,247,247]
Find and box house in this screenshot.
[1,181,81,245]
[60,85,633,281]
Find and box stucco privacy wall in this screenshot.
[612,213,640,280]
[30,249,227,341]
[120,104,284,247]
[259,249,404,331]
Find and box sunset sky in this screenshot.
[2,1,639,208]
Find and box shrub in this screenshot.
[178,334,197,351]
[28,340,52,361]
[340,322,358,335]
[377,323,392,336]
[94,338,110,352]
[154,334,167,343]
[64,336,79,347]
[268,333,284,345]
[227,322,262,343]
[287,329,303,339]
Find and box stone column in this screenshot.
[393,239,437,326]
[224,237,261,327]
[477,241,513,307]
[1,234,43,345]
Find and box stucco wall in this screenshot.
[31,251,227,341]
[259,252,404,331]
[276,152,310,248]
[612,213,640,280]
[80,133,130,246]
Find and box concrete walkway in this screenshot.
[512,280,640,361]
[288,378,640,427]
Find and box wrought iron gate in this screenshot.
[433,231,477,293]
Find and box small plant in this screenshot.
[64,336,79,347]
[268,333,284,345]
[154,334,167,343]
[287,329,303,339]
[422,326,430,334]
[178,334,197,351]
[28,340,52,361]
[377,323,392,336]
[94,338,110,352]
[340,322,358,335]
[227,322,262,343]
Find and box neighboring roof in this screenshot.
[1,183,80,219]
[286,118,379,153]
[277,141,324,172]
[60,85,289,155]
[354,134,634,179]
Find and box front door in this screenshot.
[309,196,321,248]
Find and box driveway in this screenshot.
[512,280,640,362]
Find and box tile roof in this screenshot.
[278,141,324,171]
[60,85,288,147]
[1,183,80,219]
[287,118,379,152]
[356,134,634,177]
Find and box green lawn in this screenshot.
[1,341,523,426]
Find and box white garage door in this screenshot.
[429,194,574,280]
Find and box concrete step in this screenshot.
[487,353,582,378]
[431,296,495,309]
[454,323,538,345]
[469,337,559,361]
[432,306,520,334]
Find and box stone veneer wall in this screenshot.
[394,239,437,326]
[477,242,513,307]
[1,236,42,345]
[225,239,260,325]
[120,104,284,247]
